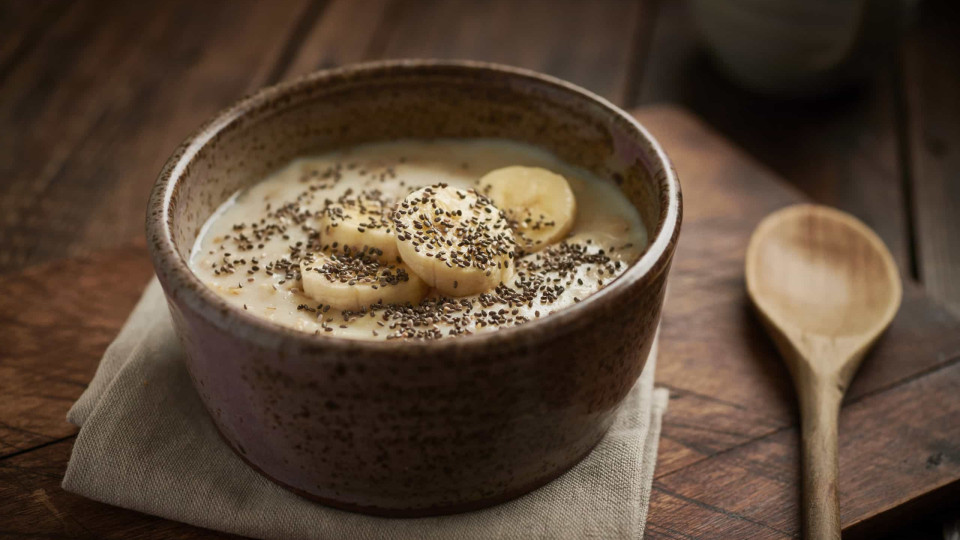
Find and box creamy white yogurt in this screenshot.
[190,139,647,340]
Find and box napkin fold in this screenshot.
[63,278,668,539]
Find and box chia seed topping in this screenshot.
[190,140,647,341]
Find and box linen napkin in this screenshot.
[63,278,669,539]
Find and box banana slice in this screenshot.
[319,195,400,263]
[478,166,576,252]
[300,249,427,311]
[393,184,517,297]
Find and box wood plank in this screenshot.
[372,0,650,106]
[633,0,912,275]
[643,105,960,416]
[0,243,152,458]
[2,106,958,538]
[281,0,395,78]
[0,1,66,83]
[902,0,960,315]
[656,280,960,480]
[637,106,960,538]
[649,359,960,540]
[0,0,313,274]
[0,439,238,539]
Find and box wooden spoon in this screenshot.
[745,204,901,539]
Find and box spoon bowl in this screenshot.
[746,204,901,539]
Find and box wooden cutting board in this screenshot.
[1,106,958,539]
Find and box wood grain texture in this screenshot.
[645,108,960,455]
[633,0,912,275]
[745,204,905,540]
[0,440,240,539]
[1,106,958,539]
[902,0,960,315]
[641,107,960,538]
[281,0,394,78]
[0,0,65,83]
[301,0,652,107]
[0,242,152,458]
[649,359,960,540]
[0,0,312,274]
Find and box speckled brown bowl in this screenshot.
[146,60,681,517]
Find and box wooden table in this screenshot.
[2,0,958,538]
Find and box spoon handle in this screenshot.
[799,377,843,540]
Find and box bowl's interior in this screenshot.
[166,62,667,271]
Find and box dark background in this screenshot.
[1,0,957,537]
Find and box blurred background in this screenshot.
[0,0,957,537]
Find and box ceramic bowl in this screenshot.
[146,60,681,517]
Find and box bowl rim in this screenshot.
[147,59,682,354]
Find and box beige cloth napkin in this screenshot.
[63,278,668,539]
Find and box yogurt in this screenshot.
[189,139,647,340]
